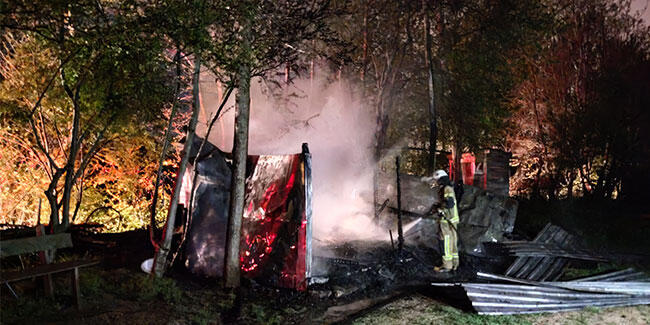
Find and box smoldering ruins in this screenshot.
[3,1,650,323]
[156,72,650,319]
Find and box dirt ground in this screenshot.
[353,293,650,325]
[2,228,649,324]
[3,263,650,324]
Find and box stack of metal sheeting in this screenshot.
[504,224,576,281]
[455,271,650,315]
[571,268,650,282]
[494,241,608,262]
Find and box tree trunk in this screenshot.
[45,188,59,230]
[150,50,182,245]
[567,171,576,198]
[60,165,74,230]
[373,98,389,219]
[153,55,202,277]
[533,159,542,198]
[60,98,81,231]
[423,0,437,174]
[453,142,463,184]
[224,65,251,288]
[224,15,253,287]
[361,0,367,83]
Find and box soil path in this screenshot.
[353,293,650,325]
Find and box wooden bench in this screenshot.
[0,230,99,309]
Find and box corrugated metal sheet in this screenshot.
[504,224,575,281]
[491,241,609,261]
[478,272,650,295]
[572,268,650,282]
[432,269,650,315]
[449,271,650,315]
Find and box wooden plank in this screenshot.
[1,260,99,282]
[0,233,72,258]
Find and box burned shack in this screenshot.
[160,137,312,290]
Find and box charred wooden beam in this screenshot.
[375,199,390,218]
[395,157,404,252]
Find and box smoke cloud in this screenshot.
[197,70,386,243]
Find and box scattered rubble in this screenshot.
[428,222,650,316]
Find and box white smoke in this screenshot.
[197,70,387,242]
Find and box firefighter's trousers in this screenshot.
[440,220,459,270]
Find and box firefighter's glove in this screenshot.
[443,197,455,209]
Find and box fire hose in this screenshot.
[436,209,458,233]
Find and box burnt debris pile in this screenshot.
[430,223,650,315]
[309,241,440,300]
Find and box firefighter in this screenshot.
[432,170,460,272]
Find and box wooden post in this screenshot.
[395,156,404,252]
[71,267,80,309]
[35,224,53,296]
[302,143,313,281]
[423,0,437,173]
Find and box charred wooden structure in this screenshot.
[157,137,313,290]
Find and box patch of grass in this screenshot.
[1,296,65,324]
[214,290,236,310]
[241,303,285,325]
[83,267,185,307]
[79,267,106,297]
[172,286,230,324]
[187,307,221,325]
[638,305,650,323]
[117,273,183,303]
[432,305,532,325]
[354,299,532,325]
[569,309,597,325]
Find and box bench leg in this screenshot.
[43,274,54,297]
[71,267,80,310]
[4,282,19,299]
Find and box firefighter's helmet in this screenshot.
[433,170,448,181]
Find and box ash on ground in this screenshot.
[308,239,511,301]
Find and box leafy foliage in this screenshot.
[508,0,650,201]
[0,0,177,230]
